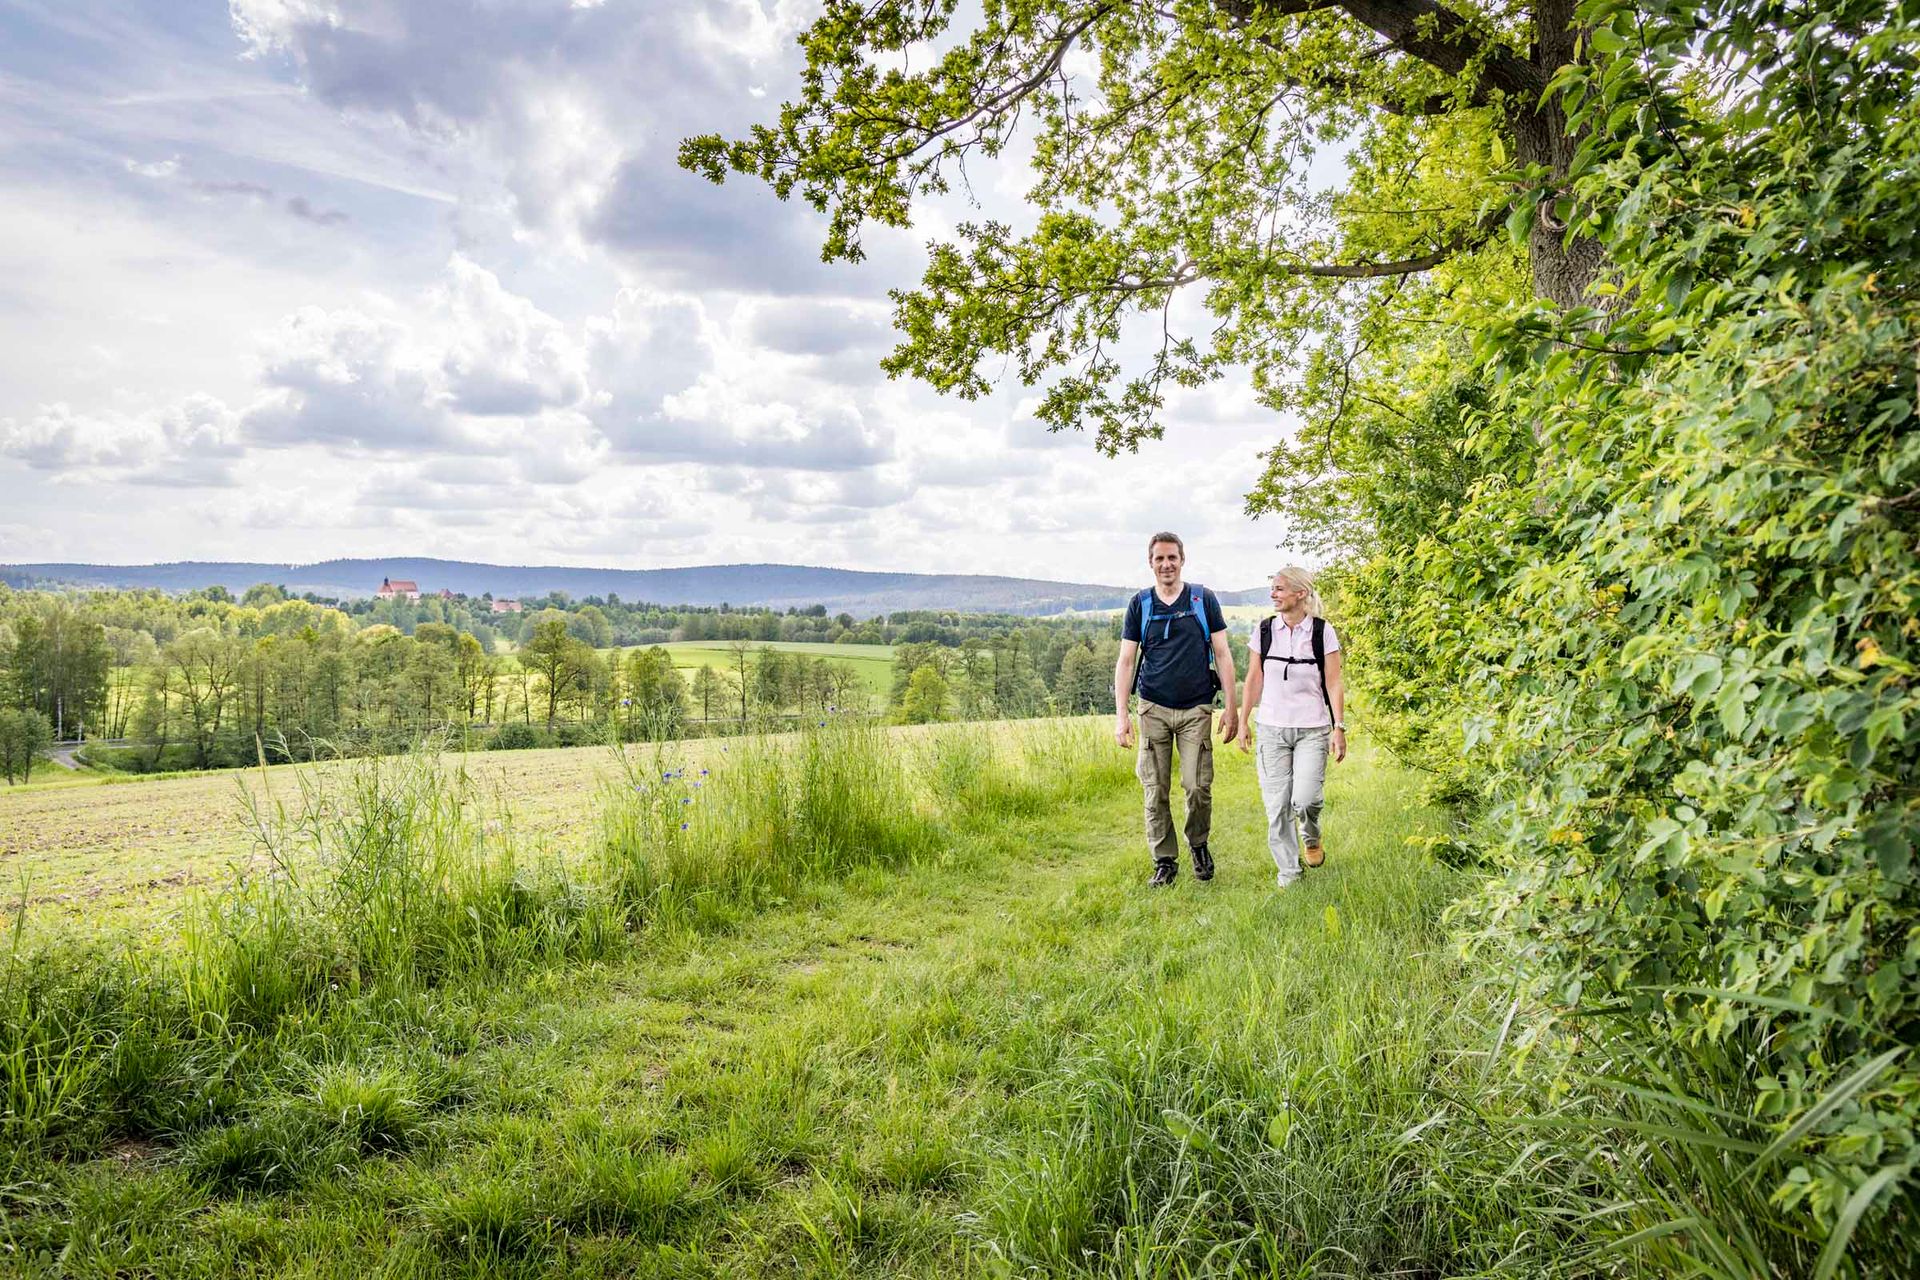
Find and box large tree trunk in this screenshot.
[1515,0,1605,307]
[1336,0,1604,306]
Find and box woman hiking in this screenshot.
[1238,566,1347,889]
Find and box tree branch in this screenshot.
[1268,208,1502,279]
[1331,0,1546,101]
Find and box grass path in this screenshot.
[12,740,1563,1278]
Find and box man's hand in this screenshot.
[1115,714,1134,749]
[1331,726,1347,763]
[1218,707,1239,745]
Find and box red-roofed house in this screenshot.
[490,598,523,614]
[376,577,421,601]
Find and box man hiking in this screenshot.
[1114,532,1239,887]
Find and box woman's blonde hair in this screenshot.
[1273,565,1325,618]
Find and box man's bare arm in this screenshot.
[1113,639,1140,746]
[1211,630,1239,742]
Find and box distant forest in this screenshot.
[0,582,1128,774]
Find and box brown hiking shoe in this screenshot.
[1302,841,1326,869]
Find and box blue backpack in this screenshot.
[1132,584,1218,695]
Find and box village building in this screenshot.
[375,577,421,601]
[490,598,524,614]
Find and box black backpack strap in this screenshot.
[1130,588,1153,695]
[1312,617,1335,722]
[1259,615,1274,665]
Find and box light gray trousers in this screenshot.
[1255,726,1330,880]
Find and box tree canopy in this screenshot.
[685,0,1590,457]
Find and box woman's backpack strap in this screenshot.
[1311,617,1335,720]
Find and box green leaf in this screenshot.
[1743,1048,1906,1185]
[1812,1165,1908,1280]
[1506,201,1536,247]
[1161,1109,1223,1157]
[1589,27,1628,56]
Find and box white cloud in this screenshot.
[0,395,244,486]
[124,156,180,178]
[239,257,603,452]
[654,379,894,472]
[434,255,588,414]
[246,304,463,449]
[0,1,1304,587]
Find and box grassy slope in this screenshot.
[5,736,1568,1278]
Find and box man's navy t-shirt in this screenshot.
[1123,585,1227,710]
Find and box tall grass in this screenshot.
[599,719,937,931]
[1552,1032,1916,1280]
[598,717,1131,932]
[24,719,1844,1277]
[3,720,1129,1179]
[962,776,1597,1278]
[1,748,614,1176]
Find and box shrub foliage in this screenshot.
[1326,3,1920,1264]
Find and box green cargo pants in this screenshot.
[1136,700,1214,865]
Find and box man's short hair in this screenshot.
[1146,531,1185,559]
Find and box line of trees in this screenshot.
[1,601,111,740]
[1,585,1141,773]
[886,634,1120,724]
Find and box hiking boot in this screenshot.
[1275,872,1299,890]
[1302,841,1326,869]
[1148,860,1178,888]
[1190,842,1215,881]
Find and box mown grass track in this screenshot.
[2,729,1587,1278]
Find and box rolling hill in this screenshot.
[0,558,1270,616]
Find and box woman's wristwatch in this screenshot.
[1333,721,1347,731]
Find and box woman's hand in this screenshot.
[1237,722,1252,753]
[1331,727,1347,763]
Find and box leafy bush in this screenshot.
[1316,3,1920,1269]
[487,722,543,751]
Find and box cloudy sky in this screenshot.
[0,0,1302,590]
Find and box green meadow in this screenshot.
[0,721,1619,1277]
[658,641,895,703]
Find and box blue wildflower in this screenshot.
[680,822,688,831]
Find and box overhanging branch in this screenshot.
[1269,208,1503,280]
